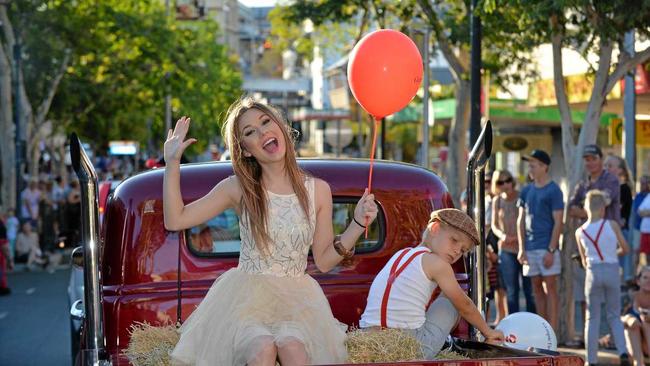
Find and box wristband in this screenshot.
[353,216,366,229]
[333,235,355,259]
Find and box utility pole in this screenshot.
[469,0,482,146]
[13,39,24,216]
[623,30,636,182]
[421,26,431,169]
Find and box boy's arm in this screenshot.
[423,254,504,341]
[549,209,563,252]
[610,221,630,256]
[574,230,587,269]
[517,206,527,264]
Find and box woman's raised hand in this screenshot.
[164,116,197,164]
[354,188,378,227]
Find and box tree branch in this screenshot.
[605,45,650,95]
[370,1,385,29]
[416,0,467,78]
[35,49,70,125]
[550,16,575,163]
[0,4,15,62]
[354,6,369,45]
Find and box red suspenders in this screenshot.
[380,248,436,328]
[581,220,607,261]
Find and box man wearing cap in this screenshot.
[569,144,621,224]
[517,149,564,332]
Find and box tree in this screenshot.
[277,0,535,204]
[494,0,650,342]
[0,0,72,209]
[49,1,241,157]
[0,0,242,210]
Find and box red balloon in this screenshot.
[347,29,423,119]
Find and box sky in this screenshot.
[238,0,278,7]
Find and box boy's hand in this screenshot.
[542,251,554,268]
[483,328,505,343]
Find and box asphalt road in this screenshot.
[0,267,72,366]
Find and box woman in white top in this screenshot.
[575,190,631,365]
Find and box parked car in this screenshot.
[98,180,121,225]
[69,131,582,366]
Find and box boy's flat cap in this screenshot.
[429,208,480,246]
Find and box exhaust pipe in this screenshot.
[70,133,109,365]
[466,120,493,341]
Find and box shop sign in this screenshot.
[530,75,621,107]
[609,118,650,146]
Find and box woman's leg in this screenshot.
[499,251,520,314]
[522,272,536,313]
[641,323,650,361]
[247,336,278,366]
[277,338,308,366]
[622,315,644,366]
[495,288,507,323]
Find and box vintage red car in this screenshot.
[69,131,583,366]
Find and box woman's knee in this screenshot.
[277,338,308,366]
[249,337,277,364]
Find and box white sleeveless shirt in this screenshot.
[360,247,438,329]
[578,219,619,266]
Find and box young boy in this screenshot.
[575,190,631,366]
[359,208,504,359]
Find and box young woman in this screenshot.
[165,97,378,366]
[491,170,536,316]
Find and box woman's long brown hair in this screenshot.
[222,97,311,254]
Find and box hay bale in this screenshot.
[345,328,468,363]
[346,328,423,363]
[435,348,469,360]
[123,322,179,366]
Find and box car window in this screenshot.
[186,200,384,257]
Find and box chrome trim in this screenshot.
[466,120,492,341]
[70,133,109,365]
[71,246,84,269]
[70,299,85,321]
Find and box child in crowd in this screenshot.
[622,266,650,366]
[6,208,19,258]
[15,221,46,271]
[359,208,504,359]
[0,211,11,295]
[575,190,631,365]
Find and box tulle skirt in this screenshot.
[171,268,348,365]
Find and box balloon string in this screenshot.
[365,118,380,238]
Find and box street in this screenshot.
[0,267,71,366]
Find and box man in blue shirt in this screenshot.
[517,149,564,333]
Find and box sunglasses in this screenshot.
[496,178,513,186]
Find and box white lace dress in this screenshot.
[171,178,348,365]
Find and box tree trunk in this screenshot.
[0,36,15,211]
[552,34,616,345]
[446,79,470,206]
